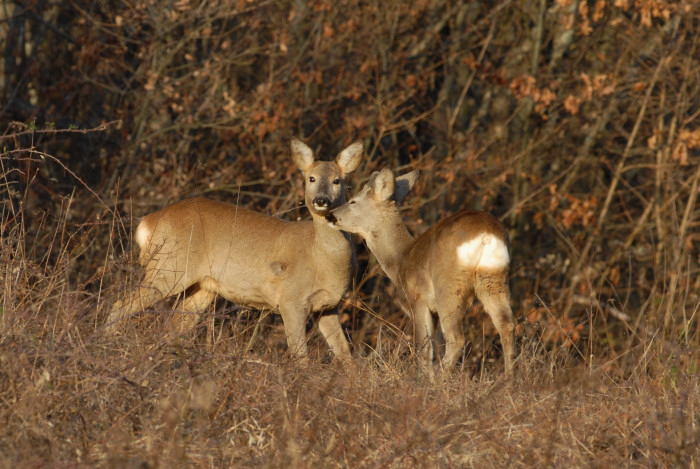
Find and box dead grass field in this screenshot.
[1,231,698,467]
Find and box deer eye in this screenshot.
[309,176,316,183]
[349,200,356,204]
[333,178,341,185]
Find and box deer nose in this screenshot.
[325,213,337,223]
[313,196,331,208]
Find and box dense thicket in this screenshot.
[5,0,698,350]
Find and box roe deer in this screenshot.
[326,168,515,373]
[107,138,363,362]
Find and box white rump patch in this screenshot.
[456,234,509,269]
[135,221,152,249]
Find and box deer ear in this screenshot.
[290,138,314,171]
[336,141,363,175]
[372,167,396,201]
[394,170,418,202]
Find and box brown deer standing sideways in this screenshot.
[326,168,516,373]
[107,139,363,362]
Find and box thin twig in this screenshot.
[0,121,120,141]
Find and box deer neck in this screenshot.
[364,214,414,286]
[311,214,351,257]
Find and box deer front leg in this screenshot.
[411,299,435,379]
[279,302,309,362]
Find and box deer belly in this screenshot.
[210,266,281,310]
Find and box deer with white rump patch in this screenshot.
[107,139,363,362]
[326,168,516,373]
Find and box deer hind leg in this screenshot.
[476,271,516,374]
[168,287,217,335]
[107,283,166,330]
[317,311,352,361]
[106,262,182,330]
[436,293,470,371]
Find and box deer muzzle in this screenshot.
[312,196,332,212]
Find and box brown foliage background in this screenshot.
[1,0,699,466]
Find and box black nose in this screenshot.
[313,196,331,208]
[326,213,337,223]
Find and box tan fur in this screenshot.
[327,168,516,373]
[108,139,364,362]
